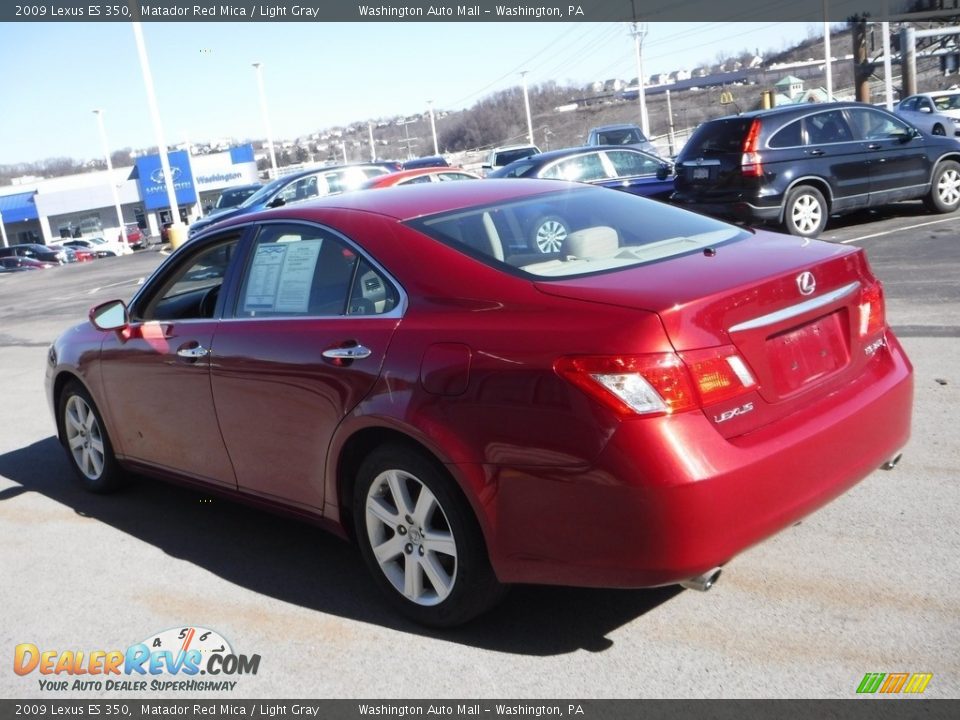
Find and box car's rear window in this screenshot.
[407,187,749,279]
[682,118,754,156]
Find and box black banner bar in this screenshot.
[1,700,958,720]
[0,1,944,24]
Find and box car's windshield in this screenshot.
[489,159,539,178]
[598,128,644,144]
[408,187,749,279]
[238,175,290,209]
[933,94,960,111]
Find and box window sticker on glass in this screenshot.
[243,240,323,313]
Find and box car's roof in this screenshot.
[364,167,478,188]
[590,123,641,131]
[221,178,584,225]
[521,145,658,166]
[709,101,879,123]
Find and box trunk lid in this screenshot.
[534,231,884,437]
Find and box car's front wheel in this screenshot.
[924,160,960,213]
[353,444,505,627]
[59,381,124,493]
[782,185,827,238]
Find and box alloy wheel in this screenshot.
[790,193,823,236]
[64,395,105,481]
[534,219,567,253]
[364,468,458,606]
[937,168,960,207]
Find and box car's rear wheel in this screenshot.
[353,444,505,627]
[59,381,124,493]
[531,216,568,253]
[783,185,827,238]
[924,160,960,213]
[933,124,946,136]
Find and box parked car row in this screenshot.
[182,102,960,247]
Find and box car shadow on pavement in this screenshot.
[0,438,679,655]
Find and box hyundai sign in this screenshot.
[136,151,197,210]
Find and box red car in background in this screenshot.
[45,181,912,627]
[359,167,480,189]
[0,256,58,272]
[125,224,146,249]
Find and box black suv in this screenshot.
[672,101,960,237]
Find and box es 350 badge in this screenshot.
[13,627,261,693]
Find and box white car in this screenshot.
[895,92,960,137]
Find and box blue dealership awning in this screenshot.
[0,191,39,223]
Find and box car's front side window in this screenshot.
[847,108,912,140]
[604,149,659,177]
[138,238,240,322]
[542,154,607,182]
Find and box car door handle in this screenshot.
[867,143,882,150]
[177,345,209,359]
[808,148,825,156]
[322,344,372,360]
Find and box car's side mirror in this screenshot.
[267,197,286,208]
[656,163,672,180]
[90,300,129,332]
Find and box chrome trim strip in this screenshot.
[728,281,861,333]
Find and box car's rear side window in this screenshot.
[235,223,398,318]
[769,119,803,148]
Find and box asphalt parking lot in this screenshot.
[0,205,958,700]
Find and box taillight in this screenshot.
[741,118,763,177]
[859,282,886,337]
[678,346,757,407]
[555,346,756,418]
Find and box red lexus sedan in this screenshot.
[45,180,912,627]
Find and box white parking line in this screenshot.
[88,277,146,294]
[839,216,960,244]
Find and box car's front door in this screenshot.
[845,106,932,205]
[210,221,402,509]
[98,235,243,487]
[600,149,673,198]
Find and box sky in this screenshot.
[0,21,823,165]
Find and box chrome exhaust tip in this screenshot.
[679,567,722,592]
[880,453,903,471]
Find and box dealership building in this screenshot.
[0,145,259,246]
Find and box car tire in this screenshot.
[58,381,125,493]
[531,215,569,253]
[932,124,946,136]
[923,160,960,213]
[353,444,505,627]
[782,185,827,238]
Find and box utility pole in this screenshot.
[629,0,649,137]
[520,71,534,146]
[852,17,872,103]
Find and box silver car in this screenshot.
[895,92,960,137]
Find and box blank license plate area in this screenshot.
[691,167,710,180]
[767,312,849,395]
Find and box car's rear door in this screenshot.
[209,221,402,510]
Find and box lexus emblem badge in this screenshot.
[796,271,816,296]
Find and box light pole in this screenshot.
[630,22,650,137]
[252,61,278,175]
[427,100,439,155]
[0,210,8,248]
[92,109,129,255]
[131,21,183,247]
[520,71,534,146]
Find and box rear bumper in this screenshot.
[482,333,913,588]
[671,194,782,224]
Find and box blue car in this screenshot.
[488,146,674,253]
[188,163,393,240]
